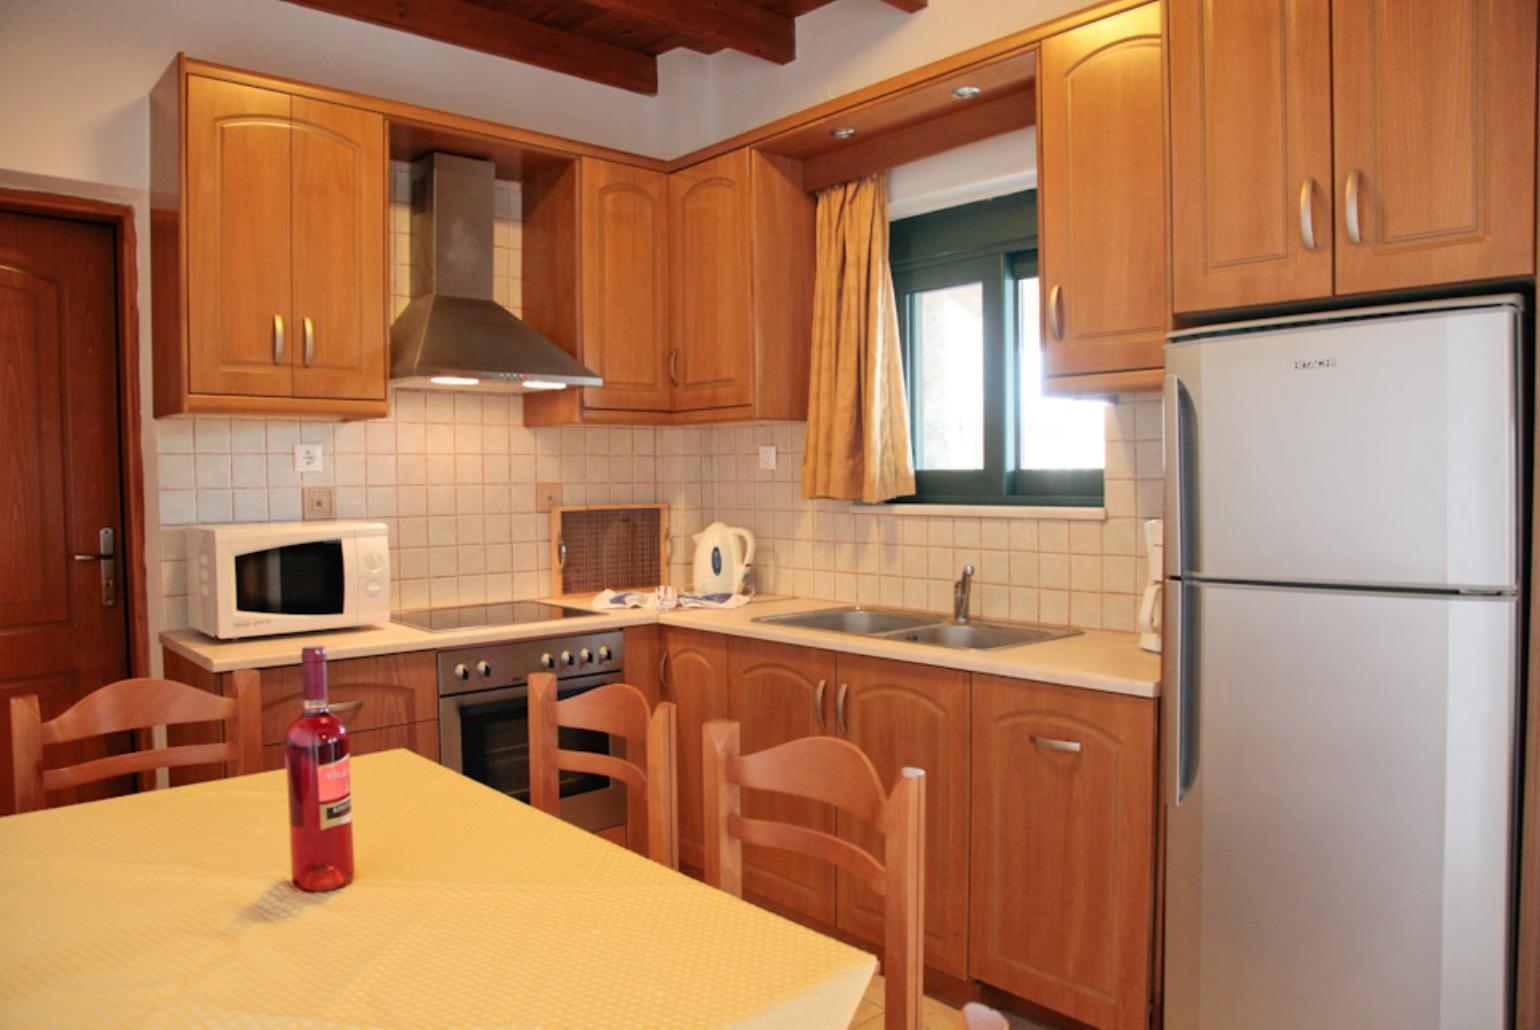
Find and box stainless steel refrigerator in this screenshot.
[1161,296,1523,1029]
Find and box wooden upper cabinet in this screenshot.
[1168,0,1335,312]
[659,626,728,871]
[184,77,294,399]
[289,96,387,402]
[670,149,756,412]
[834,654,970,980]
[579,159,672,412]
[726,638,838,923]
[969,675,1157,1030]
[1332,0,1536,294]
[1039,2,1168,381]
[153,63,387,417]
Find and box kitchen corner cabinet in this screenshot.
[151,66,388,418]
[1038,1,1168,390]
[969,674,1156,1030]
[1169,0,1537,313]
[658,626,729,871]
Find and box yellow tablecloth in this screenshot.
[0,750,875,1028]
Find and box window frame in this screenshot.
[890,191,1104,508]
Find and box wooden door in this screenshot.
[290,96,387,401]
[1332,0,1537,294]
[834,655,969,979]
[185,75,294,397]
[1168,0,1334,312]
[0,211,130,814]
[669,149,754,412]
[580,159,672,412]
[969,675,1157,1030]
[660,626,728,870]
[726,638,838,923]
[1039,2,1168,379]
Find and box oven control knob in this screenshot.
[476,661,492,677]
[560,650,574,667]
[539,653,555,670]
[597,645,612,663]
[453,663,470,681]
[579,648,593,665]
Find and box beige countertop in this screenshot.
[161,595,1159,698]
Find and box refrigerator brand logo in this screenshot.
[1292,358,1338,371]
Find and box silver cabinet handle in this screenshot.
[557,539,568,568]
[273,314,285,364]
[1163,373,1194,580]
[658,651,670,693]
[813,680,827,731]
[1344,169,1362,245]
[835,682,848,736]
[302,316,315,367]
[1032,735,1082,753]
[1166,581,1200,806]
[330,699,363,716]
[72,527,116,607]
[1298,178,1318,251]
[1048,284,1064,340]
[667,348,680,387]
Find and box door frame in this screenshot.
[0,186,150,678]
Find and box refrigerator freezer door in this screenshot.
[1162,582,1515,1030]
[1164,304,1518,590]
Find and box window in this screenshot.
[891,191,1105,506]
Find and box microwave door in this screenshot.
[235,538,348,616]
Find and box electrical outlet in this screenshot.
[758,445,778,471]
[294,443,324,473]
[535,483,562,513]
[302,487,335,520]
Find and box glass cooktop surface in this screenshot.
[391,601,599,633]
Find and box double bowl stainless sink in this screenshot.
[752,606,1080,652]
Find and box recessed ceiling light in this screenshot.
[830,127,857,139]
[952,86,983,99]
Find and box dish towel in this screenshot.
[592,588,752,612]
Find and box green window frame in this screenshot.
[890,191,1104,507]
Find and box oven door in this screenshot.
[438,676,626,832]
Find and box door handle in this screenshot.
[1165,582,1200,806]
[1032,735,1082,753]
[273,314,285,364]
[302,316,315,367]
[1344,169,1363,245]
[1048,284,1064,341]
[1163,374,1195,578]
[1297,178,1318,251]
[72,528,116,607]
[329,699,363,716]
[667,348,680,387]
[835,682,849,736]
[813,679,827,731]
[658,651,670,693]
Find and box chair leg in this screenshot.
[702,719,743,895]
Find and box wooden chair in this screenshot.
[702,721,925,1030]
[528,672,679,869]
[10,671,261,814]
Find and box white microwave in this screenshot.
[186,521,390,640]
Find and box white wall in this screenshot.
[888,126,1036,219]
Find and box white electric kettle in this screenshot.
[692,522,755,596]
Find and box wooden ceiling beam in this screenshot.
[579,0,797,63]
[277,0,659,95]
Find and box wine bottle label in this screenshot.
[317,756,352,830]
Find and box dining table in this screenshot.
[0,749,877,1028]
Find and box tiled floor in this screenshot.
[849,975,1055,1030]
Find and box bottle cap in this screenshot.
[301,646,328,702]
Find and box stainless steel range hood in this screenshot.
[390,153,600,391]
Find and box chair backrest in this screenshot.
[527,673,679,870]
[10,670,262,813]
[702,721,925,1030]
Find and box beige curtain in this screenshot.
[801,173,916,503]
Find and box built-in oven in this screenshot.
[437,631,626,832]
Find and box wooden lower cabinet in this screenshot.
[969,674,1157,1030]
[726,637,838,923]
[834,654,970,980]
[261,720,438,771]
[659,627,728,871]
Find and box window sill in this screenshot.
[851,502,1106,521]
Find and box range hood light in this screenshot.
[521,379,567,391]
[431,375,481,386]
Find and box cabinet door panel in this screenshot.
[1169,0,1334,311]
[581,159,672,412]
[969,675,1156,1030]
[185,76,293,397]
[670,150,754,411]
[726,638,838,924]
[251,652,436,746]
[290,97,387,401]
[261,720,438,771]
[661,627,728,871]
[1332,0,1536,293]
[835,655,969,979]
[1039,2,1168,378]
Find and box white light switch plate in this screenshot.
[758,445,777,471]
[294,443,324,473]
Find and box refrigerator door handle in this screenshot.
[1164,581,1199,806]
[1163,373,1195,578]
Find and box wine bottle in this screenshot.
[285,646,354,891]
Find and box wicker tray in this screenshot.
[551,504,670,595]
